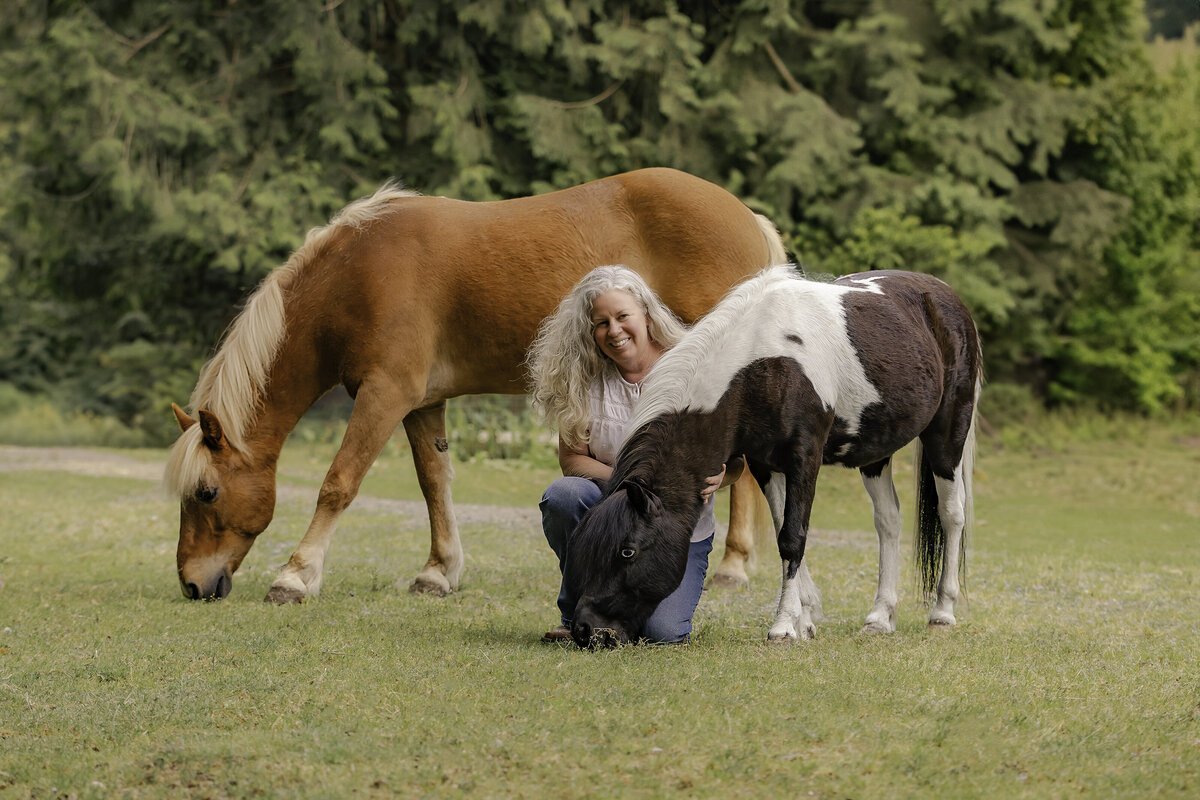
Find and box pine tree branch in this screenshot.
[548,81,624,109]
[764,41,803,94]
[119,23,172,64]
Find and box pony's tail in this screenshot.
[754,213,788,266]
[912,438,943,602]
[912,383,979,604]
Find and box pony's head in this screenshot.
[165,404,276,600]
[566,480,690,648]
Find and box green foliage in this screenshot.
[1,0,1198,443]
[446,395,557,464]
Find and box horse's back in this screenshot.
[310,169,776,398]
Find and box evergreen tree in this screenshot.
[0,0,1196,443]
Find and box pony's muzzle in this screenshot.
[181,569,232,601]
[571,620,627,649]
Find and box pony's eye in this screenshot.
[620,548,636,559]
[196,486,219,504]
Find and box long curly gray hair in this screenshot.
[527,265,688,449]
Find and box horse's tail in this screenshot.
[912,438,941,601]
[912,379,980,602]
[753,213,788,266]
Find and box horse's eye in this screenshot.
[196,486,219,504]
[620,548,636,559]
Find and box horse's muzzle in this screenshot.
[571,619,630,649]
[181,569,232,601]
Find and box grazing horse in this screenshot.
[164,168,784,602]
[567,265,982,647]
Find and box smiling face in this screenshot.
[590,289,661,382]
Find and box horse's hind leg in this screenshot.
[929,467,967,627]
[404,403,462,596]
[860,458,901,634]
[707,470,770,590]
[760,471,822,643]
[265,377,416,604]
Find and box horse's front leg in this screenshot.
[760,470,822,644]
[860,458,901,634]
[707,470,770,590]
[403,403,462,596]
[265,377,415,604]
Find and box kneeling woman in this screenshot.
[527,266,741,643]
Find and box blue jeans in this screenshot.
[540,476,713,644]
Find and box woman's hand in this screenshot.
[701,464,726,503]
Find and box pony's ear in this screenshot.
[196,409,227,451]
[622,480,661,520]
[172,403,197,432]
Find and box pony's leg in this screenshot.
[762,472,821,643]
[707,470,768,590]
[860,459,901,634]
[265,378,414,604]
[403,403,462,596]
[929,467,967,627]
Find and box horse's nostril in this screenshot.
[185,582,201,601]
[214,572,232,600]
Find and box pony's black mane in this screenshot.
[608,415,713,514]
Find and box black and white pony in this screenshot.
[565,265,982,648]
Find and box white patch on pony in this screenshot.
[929,467,966,627]
[626,266,882,444]
[860,464,901,634]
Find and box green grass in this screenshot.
[1,419,1198,798]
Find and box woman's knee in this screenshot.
[540,477,602,519]
[642,615,692,644]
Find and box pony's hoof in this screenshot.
[766,633,797,645]
[860,620,894,635]
[264,585,307,605]
[927,614,956,629]
[704,572,749,591]
[408,574,451,596]
[800,623,817,641]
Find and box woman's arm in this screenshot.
[700,456,746,502]
[558,436,613,482]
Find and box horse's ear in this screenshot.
[196,409,227,451]
[622,480,661,520]
[172,403,197,432]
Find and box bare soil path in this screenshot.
[0,445,542,531]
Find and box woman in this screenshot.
[527,265,742,644]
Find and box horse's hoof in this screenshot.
[860,619,895,635]
[264,585,307,605]
[766,628,798,645]
[927,615,956,629]
[408,575,451,596]
[799,623,817,641]
[704,572,749,591]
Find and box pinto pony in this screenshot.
[567,266,982,647]
[164,168,783,602]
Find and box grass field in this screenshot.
[1,418,1198,798]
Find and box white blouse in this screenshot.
[587,370,717,544]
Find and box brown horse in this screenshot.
[165,167,781,603]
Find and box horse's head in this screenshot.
[166,404,275,600]
[566,480,690,649]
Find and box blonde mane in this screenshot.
[164,181,418,497]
